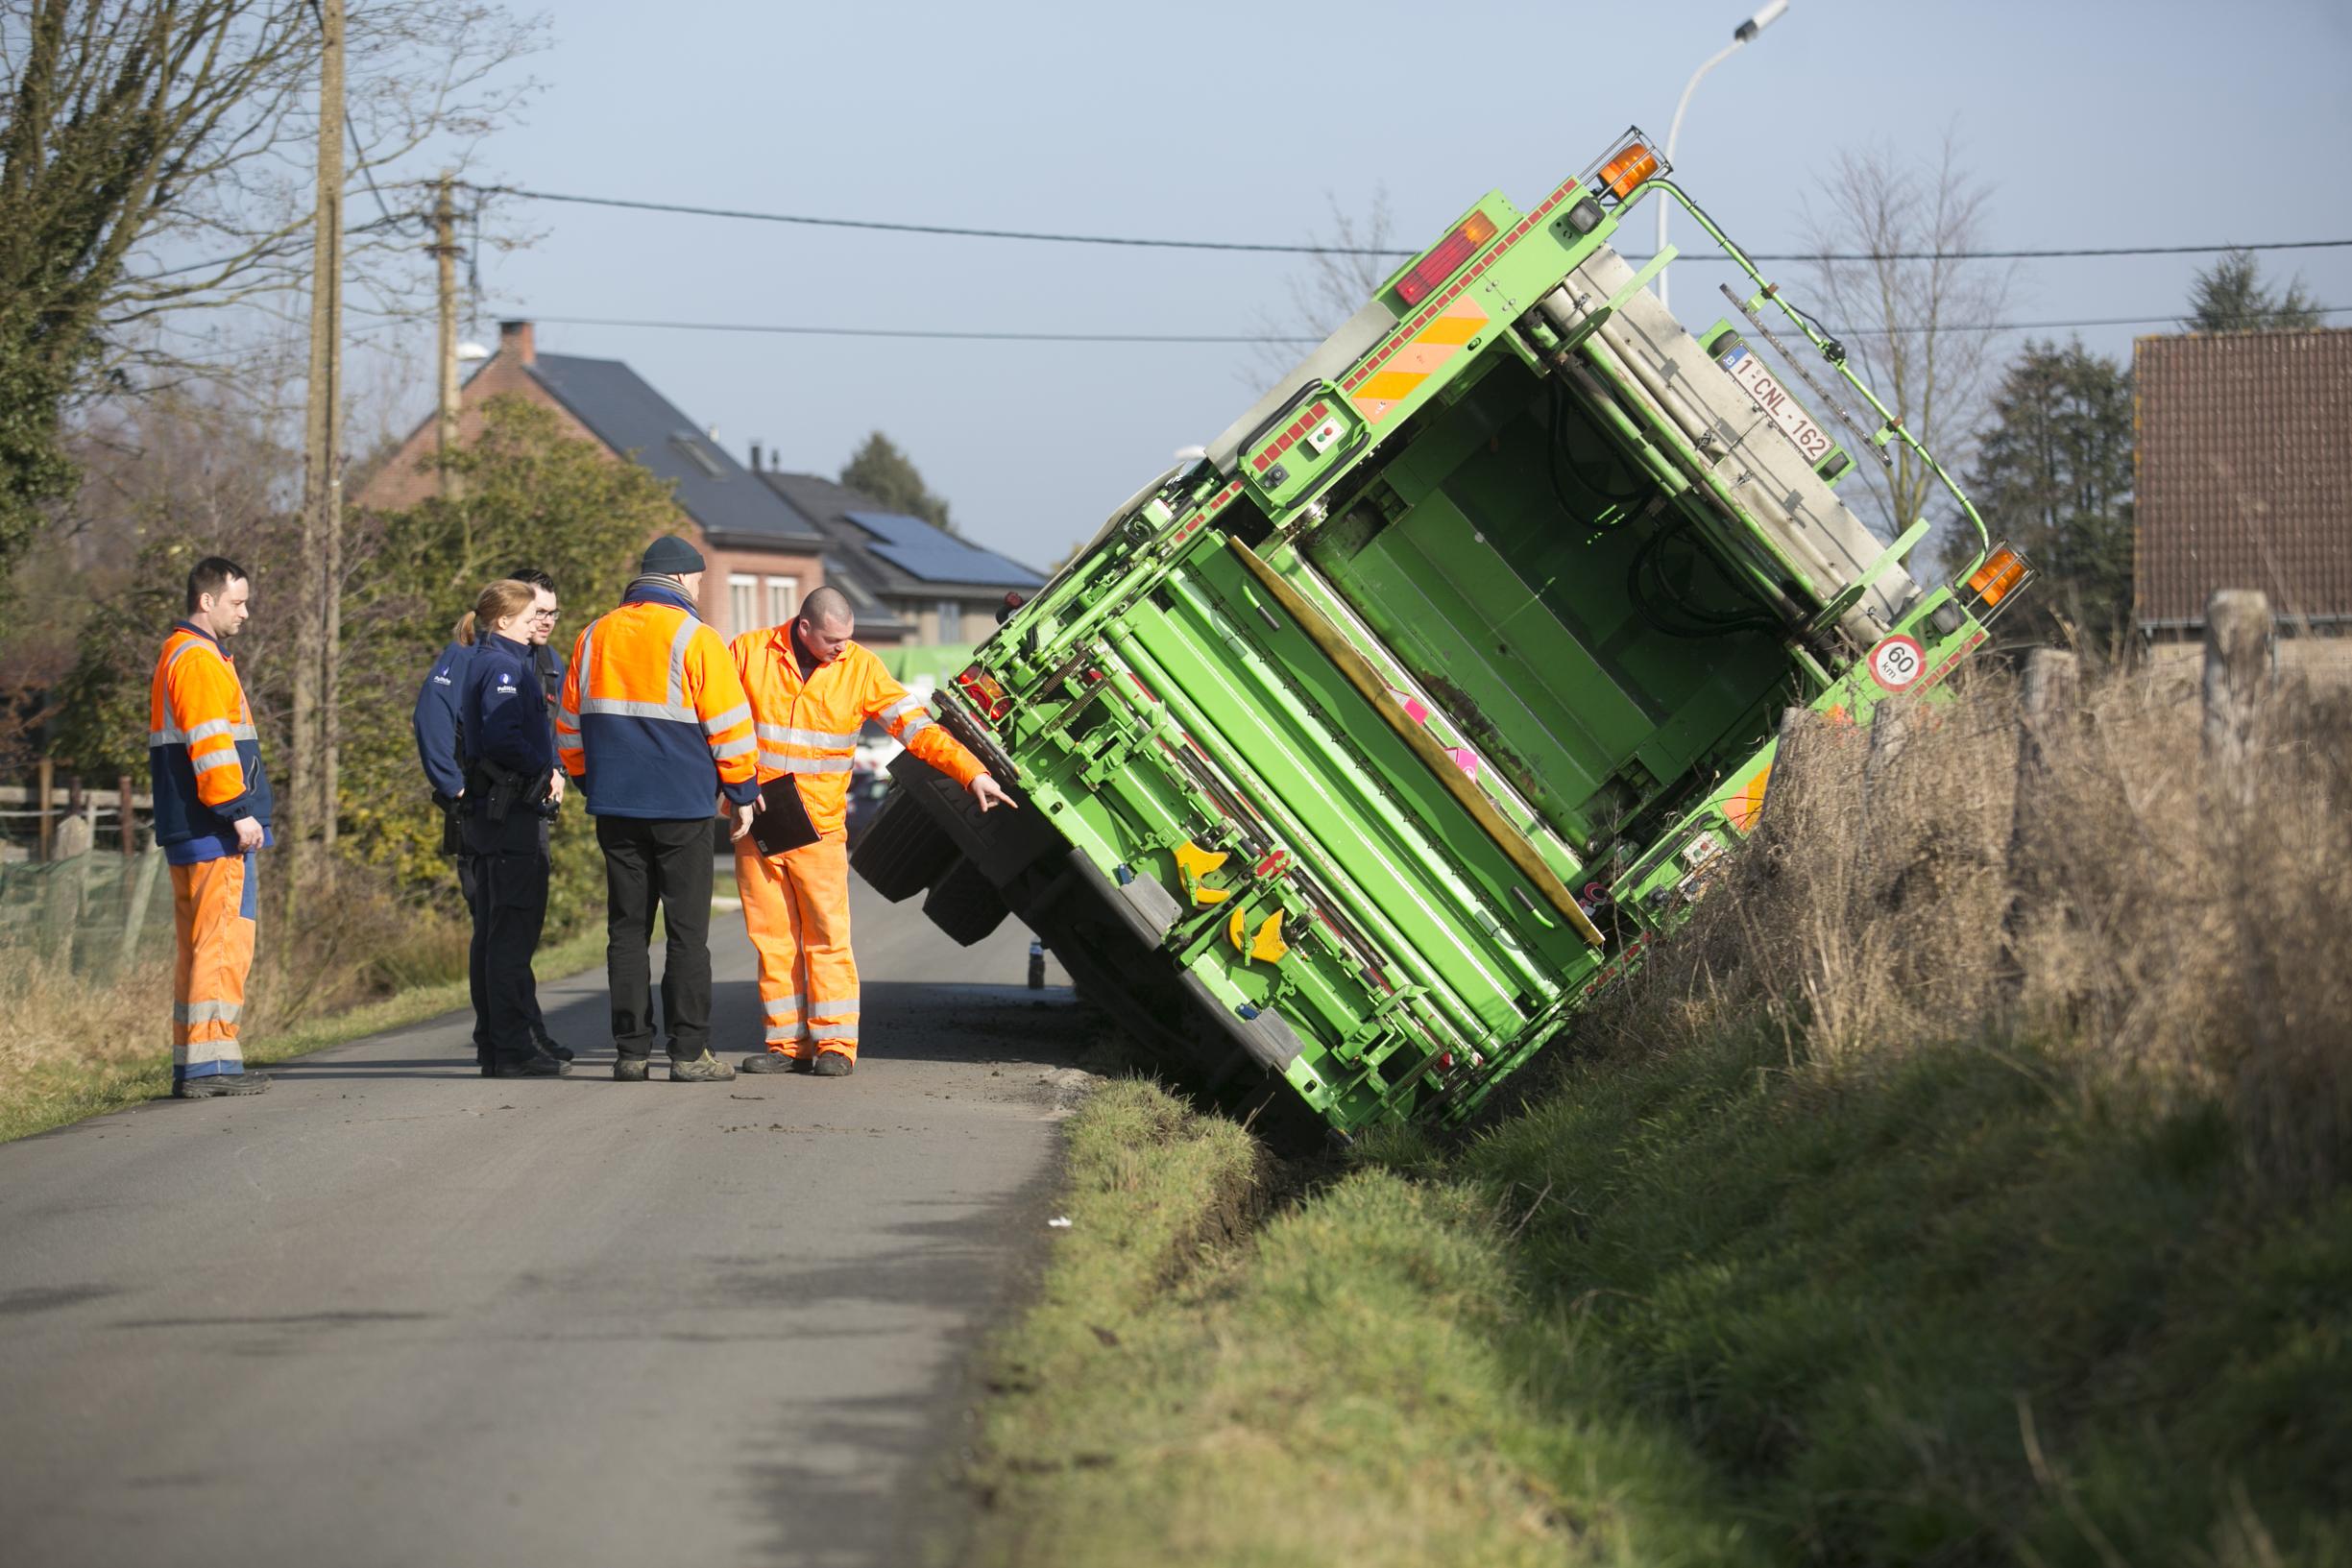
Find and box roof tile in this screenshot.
[2134,328,2352,627]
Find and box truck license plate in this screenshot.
[1721,347,1832,465]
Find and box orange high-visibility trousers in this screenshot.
[735,832,859,1062]
[171,854,256,1087]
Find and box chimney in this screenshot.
[497,319,536,367]
[750,441,763,472]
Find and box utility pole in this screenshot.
[293,0,346,900]
[432,171,462,499]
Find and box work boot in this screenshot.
[489,1053,569,1078]
[485,1043,566,1078]
[612,1056,650,1082]
[175,1070,271,1098]
[533,1032,576,1063]
[739,1049,800,1074]
[812,1051,854,1078]
[670,1051,736,1083]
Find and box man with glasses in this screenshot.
[413,566,575,1073]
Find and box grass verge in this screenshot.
[1457,1027,2352,1566]
[969,1052,2349,1567]
[959,1079,1761,1568]
[0,921,608,1144]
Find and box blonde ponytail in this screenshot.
[457,579,535,646]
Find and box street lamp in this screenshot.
[1657,0,1789,310]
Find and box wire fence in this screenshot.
[0,801,173,983]
[0,774,153,861]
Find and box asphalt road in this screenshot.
[0,878,1088,1568]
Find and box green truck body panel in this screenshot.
[871,132,2025,1139]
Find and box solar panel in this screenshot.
[870,542,1043,589]
[844,511,942,547]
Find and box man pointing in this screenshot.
[730,586,1012,1076]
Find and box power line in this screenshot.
[531,315,1316,345]
[481,186,1377,255]
[477,183,2352,264]
[528,304,2348,348]
[1844,305,2349,337]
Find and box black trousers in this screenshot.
[465,817,551,1068]
[595,815,714,1061]
[458,816,553,1064]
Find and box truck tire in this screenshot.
[850,788,958,902]
[922,857,1011,946]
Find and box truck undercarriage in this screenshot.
[854,130,2029,1141]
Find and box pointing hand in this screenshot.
[969,774,1017,813]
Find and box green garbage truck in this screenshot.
[854,128,2030,1139]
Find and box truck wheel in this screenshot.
[922,857,1011,946]
[851,788,958,902]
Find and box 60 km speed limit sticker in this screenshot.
[1868,634,1927,692]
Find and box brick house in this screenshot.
[355,321,825,640]
[748,464,1043,648]
[2135,328,2351,672]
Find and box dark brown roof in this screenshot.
[2135,328,2352,629]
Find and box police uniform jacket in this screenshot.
[459,632,558,851]
[415,639,568,801]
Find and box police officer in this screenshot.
[456,578,569,1078]
[413,567,574,1071]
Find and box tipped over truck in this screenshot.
[855,129,2030,1140]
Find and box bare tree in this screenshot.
[1246,186,1402,386]
[1800,138,2014,553]
[0,1,543,576]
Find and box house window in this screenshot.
[728,573,759,638]
[765,576,798,627]
[937,599,963,643]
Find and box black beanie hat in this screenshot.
[640,534,706,576]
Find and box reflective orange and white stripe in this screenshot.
[754,721,860,776]
[737,834,862,1062]
[171,854,256,1085]
[1724,763,1773,833]
[1348,297,1491,424]
[149,630,257,805]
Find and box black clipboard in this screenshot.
[749,774,821,856]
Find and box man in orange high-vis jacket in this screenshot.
[730,585,1014,1077]
[148,556,275,1098]
[559,535,759,1083]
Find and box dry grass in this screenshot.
[0,866,524,1142]
[0,870,467,1057]
[1592,664,2352,1194]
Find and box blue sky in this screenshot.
[440,0,2352,567]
